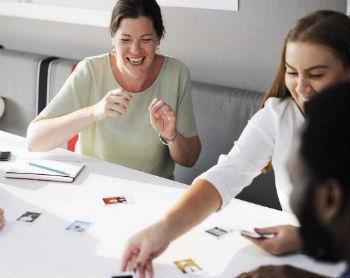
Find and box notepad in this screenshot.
[5,159,85,183]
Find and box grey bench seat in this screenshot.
[174,81,281,210]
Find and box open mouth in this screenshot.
[127,57,144,65]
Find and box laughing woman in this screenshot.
[26,0,201,179]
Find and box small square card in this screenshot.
[174,258,203,275]
[103,196,133,205]
[205,226,231,239]
[16,211,42,224]
[65,220,92,233]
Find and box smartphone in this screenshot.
[0,151,11,161]
[240,229,275,239]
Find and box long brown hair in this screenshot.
[261,10,350,107]
[261,10,350,172]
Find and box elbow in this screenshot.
[184,139,202,167]
[25,136,38,152]
[26,123,44,152]
[25,132,39,152]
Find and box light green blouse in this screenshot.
[41,53,197,179]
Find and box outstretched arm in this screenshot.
[120,178,221,277]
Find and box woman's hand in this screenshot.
[148,98,177,141]
[242,225,302,256]
[0,208,4,229]
[120,220,171,278]
[93,89,132,121]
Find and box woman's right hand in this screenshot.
[93,89,132,121]
[0,208,4,229]
[120,220,171,278]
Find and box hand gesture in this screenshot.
[0,208,4,229]
[120,221,171,278]
[148,98,177,141]
[241,225,302,255]
[93,89,132,121]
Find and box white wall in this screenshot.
[0,0,346,92]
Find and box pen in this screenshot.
[28,162,69,176]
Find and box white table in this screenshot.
[0,131,345,277]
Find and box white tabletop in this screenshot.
[0,131,345,278]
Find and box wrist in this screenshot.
[91,105,104,121]
[159,130,178,145]
[159,215,177,241]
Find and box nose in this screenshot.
[295,77,312,97]
[130,40,141,54]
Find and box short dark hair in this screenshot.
[301,81,350,195]
[110,0,165,39]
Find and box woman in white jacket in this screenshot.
[121,10,350,277]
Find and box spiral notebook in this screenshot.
[5,159,85,183]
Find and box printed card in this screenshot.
[103,196,133,205]
[16,211,42,225]
[65,220,92,234]
[174,258,204,275]
[205,226,231,239]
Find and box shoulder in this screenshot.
[162,56,190,76]
[263,97,297,117]
[77,53,109,71]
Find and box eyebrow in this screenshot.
[120,33,154,37]
[285,62,330,71]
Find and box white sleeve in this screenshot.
[197,98,279,209]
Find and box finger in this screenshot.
[145,261,154,278]
[138,264,146,278]
[109,89,132,100]
[255,226,279,235]
[135,244,152,270]
[108,96,131,109]
[107,103,127,115]
[120,245,139,271]
[242,234,266,245]
[149,98,158,110]
[150,100,165,118]
[0,208,3,215]
[164,111,175,123]
[106,110,123,118]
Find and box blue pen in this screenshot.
[28,162,69,176]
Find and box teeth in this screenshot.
[128,57,143,64]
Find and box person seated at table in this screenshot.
[120,10,350,276]
[238,81,350,278]
[26,0,201,179]
[0,208,4,229]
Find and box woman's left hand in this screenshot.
[242,225,302,256]
[148,98,177,141]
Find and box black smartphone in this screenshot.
[0,151,11,161]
